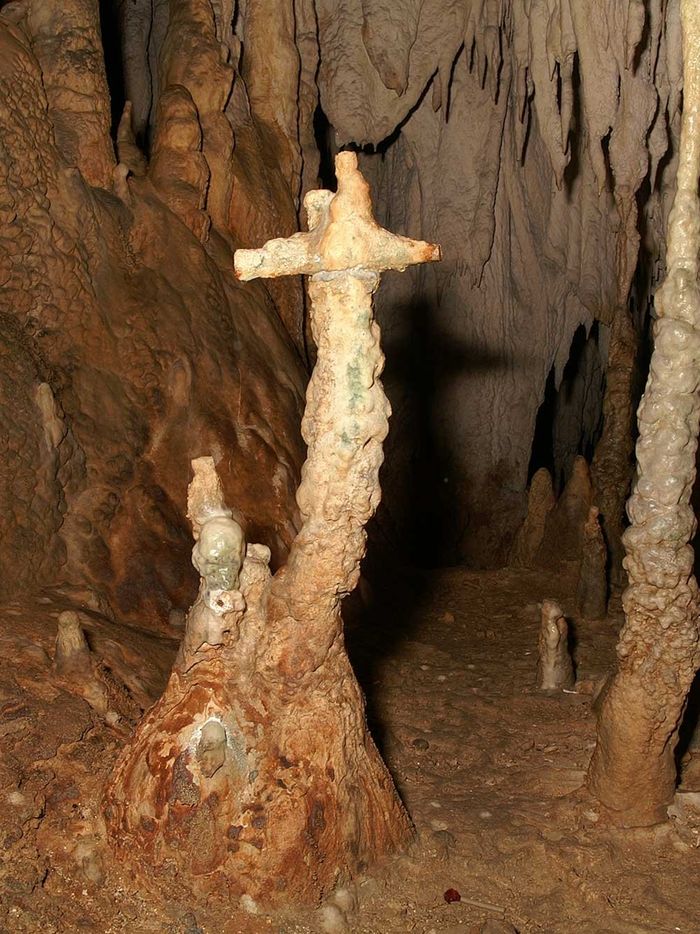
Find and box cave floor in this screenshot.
[1,565,700,933]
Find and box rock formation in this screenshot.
[0,10,306,628]
[0,0,697,921]
[537,600,575,692]
[577,506,608,619]
[306,0,680,565]
[510,468,556,567]
[0,0,689,579]
[587,0,700,826]
[104,153,440,904]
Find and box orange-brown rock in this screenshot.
[104,153,439,905]
[0,17,306,628]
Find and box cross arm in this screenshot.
[234,152,441,282]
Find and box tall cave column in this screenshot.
[587,0,700,826]
[105,152,440,903]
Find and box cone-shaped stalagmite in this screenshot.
[577,506,608,620]
[510,468,555,567]
[587,0,700,825]
[104,153,441,903]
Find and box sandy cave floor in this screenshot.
[1,565,700,934]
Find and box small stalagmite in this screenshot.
[537,600,575,692]
[54,610,92,678]
[577,506,608,619]
[54,610,135,724]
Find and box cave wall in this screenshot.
[304,0,681,564]
[0,0,685,600]
[0,7,307,625]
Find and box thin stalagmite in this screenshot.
[577,506,608,620]
[536,600,575,692]
[104,152,440,904]
[587,0,700,826]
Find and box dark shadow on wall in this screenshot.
[98,0,126,137]
[363,294,506,573]
[313,104,337,191]
[528,367,557,483]
[527,322,605,495]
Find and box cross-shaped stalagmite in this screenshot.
[104,152,440,906]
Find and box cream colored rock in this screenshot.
[537,600,575,692]
[54,611,138,725]
[105,153,440,904]
[178,457,247,666]
[235,152,441,280]
[588,0,700,826]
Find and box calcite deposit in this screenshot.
[1,0,699,928]
[537,600,575,693]
[105,153,440,903]
[0,10,306,628]
[587,0,700,826]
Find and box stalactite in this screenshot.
[303,0,678,563]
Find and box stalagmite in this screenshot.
[539,456,593,563]
[587,0,700,826]
[104,152,441,904]
[577,506,608,620]
[54,610,94,679]
[537,600,575,692]
[510,468,555,567]
[53,611,136,724]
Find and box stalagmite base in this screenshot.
[587,0,700,826]
[105,153,440,903]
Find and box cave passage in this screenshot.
[1,0,700,931]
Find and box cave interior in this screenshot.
[1,0,700,931]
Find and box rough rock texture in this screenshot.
[588,0,700,826]
[0,11,306,627]
[536,599,575,692]
[276,0,680,565]
[538,456,594,565]
[3,0,684,578]
[577,506,608,619]
[104,155,439,904]
[510,468,556,567]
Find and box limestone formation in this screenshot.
[539,457,594,564]
[510,468,555,567]
[577,506,608,620]
[104,153,440,903]
[116,101,147,177]
[537,600,575,692]
[309,0,680,565]
[53,610,138,725]
[588,0,700,826]
[0,14,306,624]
